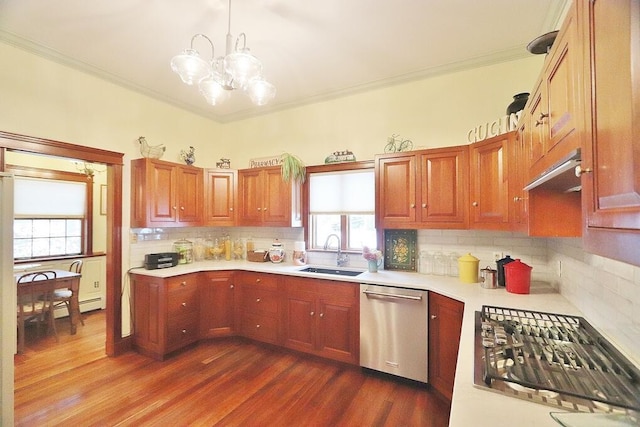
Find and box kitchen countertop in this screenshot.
[129,261,627,427]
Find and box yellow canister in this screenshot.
[458,253,480,283]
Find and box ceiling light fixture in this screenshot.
[170,0,276,107]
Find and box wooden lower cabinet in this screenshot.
[131,272,200,360]
[428,292,464,400]
[236,271,282,344]
[283,277,359,365]
[199,271,235,338]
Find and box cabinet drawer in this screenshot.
[240,272,279,290]
[167,275,199,293]
[166,313,199,350]
[241,313,278,344]
[241,287,279,316]
[167,287,199,317]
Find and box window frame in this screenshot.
[303,160,375,253]
[7,164,94,260]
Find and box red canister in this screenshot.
[504,259,532,294]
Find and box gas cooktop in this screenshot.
[474,305,640,418]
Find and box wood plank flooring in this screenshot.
[15,311,451,426]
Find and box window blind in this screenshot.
[14,177,86,217]
[309,169,374,214]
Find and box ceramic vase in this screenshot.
[368,259,379,273]
[506,92,530,115]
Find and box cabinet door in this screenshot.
[204,169,236,226]
[238,168,263,225]
[428,293,464,401]
[527,84,546,170]
[262,167,291,226]
[131,274,166,357]
[199,271,235,338]
[149,161,178,223]
[582,0,640,266]
[317,295,358,364]
[419,146,469,228]
[376,155,417,228]
[283,289,317,353]
[469,133,511,229]
[510,127,529,230]
[176,166,203,224]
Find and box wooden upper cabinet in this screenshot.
[237,166,302,227]
[469,133,512,230]
[376,154,417,227]
[510,126,529,231]
[204,169,237,226]
[529,1,580,178]
[376,146,468,229]
[580,0,640,266]
[419,146,469,228]
[131,158,203,228]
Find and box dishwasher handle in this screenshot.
[362,289,423,301]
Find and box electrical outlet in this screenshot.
[493,251,503,261]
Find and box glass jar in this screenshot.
[193,238,206,262]
[173,239,193,264]
[233,238,244,260]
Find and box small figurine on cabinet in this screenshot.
[180,146,195,165]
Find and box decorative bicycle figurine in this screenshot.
[384,134,413,153]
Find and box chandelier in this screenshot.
[170,0,276,107]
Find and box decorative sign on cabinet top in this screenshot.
[467,111,521,143]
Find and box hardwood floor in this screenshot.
[15,311,451,426]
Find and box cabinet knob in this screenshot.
[257,207,262,211]
[310,311,314,316]
[256,324,261,329]
[229,207,234,211]
[319,313,324,318]
[181,329,187,334]
[534,112,549,127]
[431,315,437,320]
[230,284,234,289]
[263,207,267,211]
[256,298,261,303]
[422,203,427,208]
[575,165,593,177]
[181,302,187,307]
[180,206,185,211]
[180,281,186,287]
[472,201,479,207]
[513,196,523,202]
[256,278,261,283]
[410,204,416,208]
[172,206,177,210]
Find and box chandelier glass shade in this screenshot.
[170,1,275,107]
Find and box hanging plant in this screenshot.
[280,152,306,183]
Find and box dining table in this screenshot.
[15,269,82,334]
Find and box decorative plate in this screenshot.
[384,229,417,271]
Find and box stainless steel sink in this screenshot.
[299,266,364,277]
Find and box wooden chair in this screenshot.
[51,260,85,328]
[16,271,58,353]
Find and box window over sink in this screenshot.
[307,164,376,251]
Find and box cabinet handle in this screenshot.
[534,112,549,127]
[472,201,478,207]
[256,298,261,303]
[431,315,437,320]
[575,165,593,177]
[513,196,523,202]
[181,302,187,307]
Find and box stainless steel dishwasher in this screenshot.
[359,284,428,383]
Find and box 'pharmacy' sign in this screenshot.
[467,111,521,143]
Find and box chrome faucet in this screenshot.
[323,233,349,267]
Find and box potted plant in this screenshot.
[280,152,306,183]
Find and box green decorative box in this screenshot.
[384,229,417,271]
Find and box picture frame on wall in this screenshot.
[383,229,417,271]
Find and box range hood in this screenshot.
[524,148,582,192]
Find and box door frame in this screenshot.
[0,130,126,356]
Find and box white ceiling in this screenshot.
[0,0,567,123]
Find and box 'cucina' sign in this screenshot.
[467,111,522,143]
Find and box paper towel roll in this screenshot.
[294,241,306,251]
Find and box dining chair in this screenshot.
[51,260,85,328]
[16,271,58,353]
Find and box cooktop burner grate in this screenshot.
[476,305,640,413]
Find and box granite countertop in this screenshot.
[128,260,623,427]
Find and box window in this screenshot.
[9,168,92,260]
[308,166,376,251]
